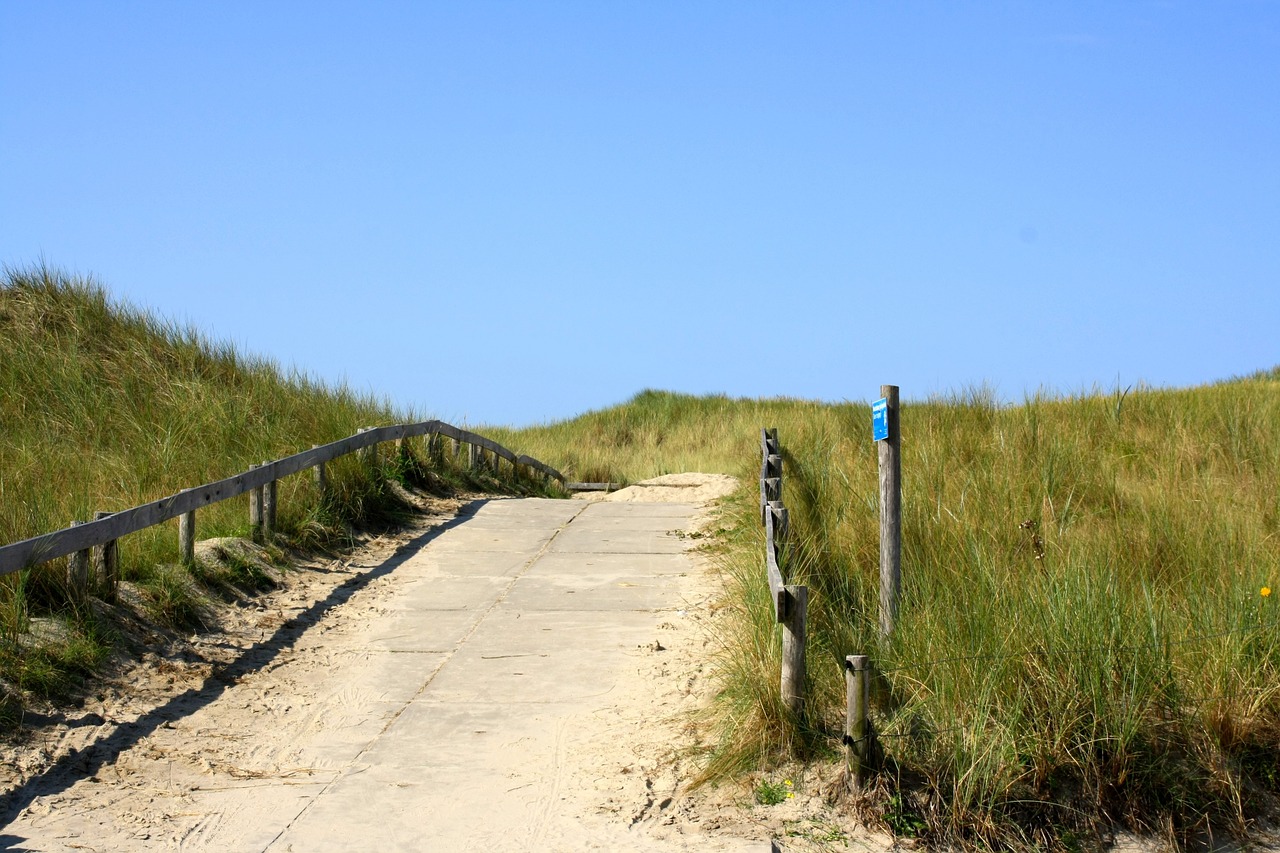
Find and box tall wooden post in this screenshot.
[878,385,902,638]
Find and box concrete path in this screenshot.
[2,493,767,851]
[256,496,756,851]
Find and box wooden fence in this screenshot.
[759,428,808,718]
[0,420,565,591]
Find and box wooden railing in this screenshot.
[759,427,808,718]
[0,420,565,586]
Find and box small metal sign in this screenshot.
[872,398,889,442]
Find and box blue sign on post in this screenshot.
[872,397,889,442]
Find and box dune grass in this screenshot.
[496,380,1280,847]
[0,265,551,718]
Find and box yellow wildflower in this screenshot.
[1262,586,1272,598]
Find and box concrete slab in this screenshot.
[564,513,700,532]
[548,525,689,554]
[302,649,450,706]
[359,610,480,652]
[401,549,533,578]
[525,551,692,578]
[578,501,698,519]
[424,525,557,553]
[420,610,659,705]
[456,502,584,529]
[378,574,510,610]
[504,573,685,612]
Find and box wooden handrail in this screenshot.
[0,419,564,577]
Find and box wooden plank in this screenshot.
[765,510,786,622]
[566,482,619,492]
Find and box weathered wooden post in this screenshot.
[67,520,89,602]
[844,654,872,788]
[875,385,902,637]
[179,510,196,566]
[312,445,327,495]
[94,511,119,601]
[468,442,479,470]
[781,584,808,718]
[359,427,377,468]
[248,463,263,534]
[262,462,277,536]
[761,428,782,524]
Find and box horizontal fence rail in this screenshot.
[0,420,565,579]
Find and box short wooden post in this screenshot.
[249,463,263,533]
[179,510,196,566]
[360,427,377,467]
[468,443,479,469]
[91,507,120,601]
[262,463,277,536]
[451,438,460,463]
[781,584,808,718]
[312,445,327,495]
[94,511,119,602]
[878,385,902,638]
[845,655,872,788]
[68,520,89,601]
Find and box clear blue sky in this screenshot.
[3,2,1277,426]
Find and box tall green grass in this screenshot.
[0,265,548,715]
[498,380,1280,846]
